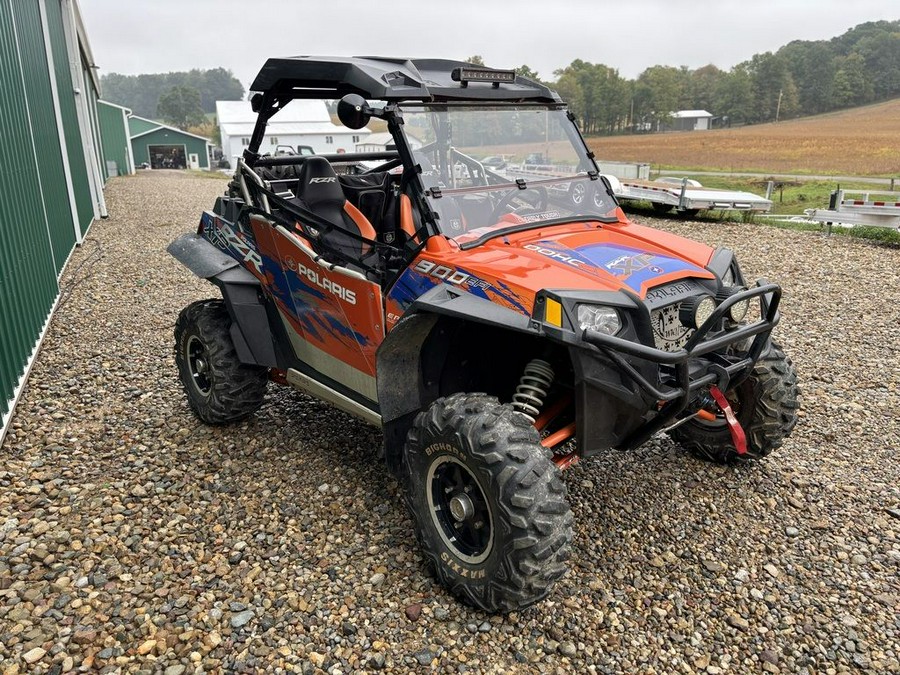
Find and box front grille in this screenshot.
[650,301,694,352]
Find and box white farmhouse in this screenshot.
[216,99,369,165]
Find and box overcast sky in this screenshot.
[80,0,898,90]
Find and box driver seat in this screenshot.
[294,157,377,261]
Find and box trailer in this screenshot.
[804,189,900,233]
[611,176,773,217]
[479,162,772,217]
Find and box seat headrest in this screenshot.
[296,157,344,205]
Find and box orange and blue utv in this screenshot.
[168,57,798,612]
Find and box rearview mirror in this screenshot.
[337,94,372,130]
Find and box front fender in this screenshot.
[376,284,540,471]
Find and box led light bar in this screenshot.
[451,67,516,87]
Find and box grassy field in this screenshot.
[587,98,900,176]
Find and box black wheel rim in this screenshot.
[426,455,493,564]
[186,335,212,396]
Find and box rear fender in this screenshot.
[167,233,279,368]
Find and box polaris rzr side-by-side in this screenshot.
[168,57,798,613]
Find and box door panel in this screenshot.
[249,215,384,399]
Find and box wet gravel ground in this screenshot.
[1,171,898,674]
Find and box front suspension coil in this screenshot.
[512,359,555,422]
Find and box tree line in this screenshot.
[473,19,900,135]
[101,68,244,123]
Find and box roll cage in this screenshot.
[232,56,604,289]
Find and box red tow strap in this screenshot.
[709,386,748,455]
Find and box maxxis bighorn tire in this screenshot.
[402,393,573,613]
[671,341,799,463]
[174,299,268,424]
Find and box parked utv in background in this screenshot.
[168,57,799,612]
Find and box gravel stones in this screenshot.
[0,173,899,672]
[22,647,46,664]
[558,642,577,657]
[230,609,254,628]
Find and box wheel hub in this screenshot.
[449,493,475,522]
[425,453,494,565]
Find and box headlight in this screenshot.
[577,304,621,335]
[718,286,750,322]
[679,295,717,329]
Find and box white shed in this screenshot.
[216,99,370,165]
[670,110,713,131]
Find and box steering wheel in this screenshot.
[489,186,549,223]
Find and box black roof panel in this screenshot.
[249,56,562,104]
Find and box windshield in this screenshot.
[400,105,618,245]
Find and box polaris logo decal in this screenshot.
[293,262,357,304]
[309,177,336,184]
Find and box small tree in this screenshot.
[516,64,541,82]
[157,85,205,129]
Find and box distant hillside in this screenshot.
[588,98,900,175]
[545,20,900,136]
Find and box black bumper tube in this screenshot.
[582,281,781,450]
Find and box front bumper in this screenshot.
[580,281,781,451]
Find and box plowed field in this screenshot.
[588,98,900,176]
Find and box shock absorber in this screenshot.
[512,359,555,422]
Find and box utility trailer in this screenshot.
[611,176,773,217]
[804,189,900,233]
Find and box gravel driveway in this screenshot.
[1,171,898,674]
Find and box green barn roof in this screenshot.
[128,114,210,142]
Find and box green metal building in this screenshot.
[98,100,135,177]
[0,0,107,443]
[128,115,211,170]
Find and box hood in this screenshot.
[444,221,716,300]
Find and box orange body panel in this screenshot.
[250,215,383,378]
[386,218,716,328]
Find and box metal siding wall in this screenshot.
[98,101,129,176]
[0,0,61,424]
[43,0,92,233]
[131,138,148,167]
[84,63,105,182]
[12,0,75,274]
